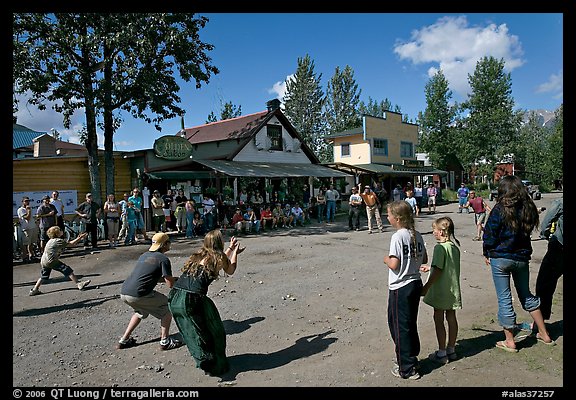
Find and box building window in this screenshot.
[341,143,350,157]
[267,125,283,151]
[400,141,414,158]
[373,139,388,156]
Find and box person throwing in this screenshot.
[465,190,491,241]
[116,232,184,351]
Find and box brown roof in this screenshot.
[182,111,268,144]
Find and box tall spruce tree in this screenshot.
[419,69,458,171]
[325,65,362,135]
[283,54,327,161]
[460,56,522,184]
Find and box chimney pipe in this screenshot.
[266,99,281,112]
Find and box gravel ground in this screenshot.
[13,192,563,393]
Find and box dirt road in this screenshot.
[13,192,563,391]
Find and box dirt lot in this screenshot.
[12,192,564,392]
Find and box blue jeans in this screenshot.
[186,212,194,237]
[317,204,326,222]
[490,257,541,329]
[326,200,336,222]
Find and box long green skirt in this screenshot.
[168,288,229,375]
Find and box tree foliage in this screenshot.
[357,97,392,118]
[282,54,328,161]
[418,70,459,171]
[324,65,362,134]
[459,56,523,183]
[13,13,219,199]
[206,101,242,123]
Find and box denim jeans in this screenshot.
[490,257,541,329]
[326,200,336,222]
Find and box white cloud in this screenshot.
[394,16,525,98]
[267,74,295,102]
[535,70,563,100]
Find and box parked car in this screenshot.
[522,180,541,200]
[490,179,541,201]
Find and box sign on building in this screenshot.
[13,190,78,218]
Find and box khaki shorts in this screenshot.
[22,227,39,246]
[120,291,170,320]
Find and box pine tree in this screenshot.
[460,56,522,183]
[419,69,458,171]
[325,65,362,136]
[283,54,327,161]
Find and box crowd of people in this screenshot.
[16,176,562,380]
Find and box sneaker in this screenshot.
[428,351,449,365]
[368,231,373,234]
[77,280,91,290]
[391,364,421,380]
[160,337,184,351]
[447,351,458,361]
[29,288,42,296]
[116,337,137,350]
[472,236,481,241]
[515,321,533,332]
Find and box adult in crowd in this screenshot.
[465,190,491,241]
[359,184,384,234]
[426,183,438,215]
[413,183,423,213]
[325,184,340,223]
[116,232,184,351]
[174,189,188,234]
[162,189,175,232]
[185,199,196,238]
[128,187,150,242]
[104,193,120,247]
[482,175,554,352]
[348,186,362,231]
[375,182,388,213]
[535,197,563,326]
[50,191,65,231]
[202,193,216,232]
[18,196,40,263]
[457,183,470,214]
[392,184,403,201]
[150,190,165,233]
[37,195,58,252]
[168,230,245,376]
[75,193,102,249]
[316,188,327,223]
[117,193,130,241]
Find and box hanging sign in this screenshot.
[153,135,194,161]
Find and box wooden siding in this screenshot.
[13,155,132,206]
[364,115,418,165]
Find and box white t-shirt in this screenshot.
[18,206,34,230]
[387,228,426,290]
[51,198,64,216]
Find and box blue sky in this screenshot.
[15,13,563,151]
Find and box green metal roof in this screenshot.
[195,160,351,178]
[327,163,447,176]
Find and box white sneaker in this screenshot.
[29,288,42,296]
[77,280,91,290]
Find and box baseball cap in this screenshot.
[149,232,170,252]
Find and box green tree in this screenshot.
[206,101,242,123]
[357,97,392,118]
[283,54,327,161]
[419,69,459,171]
[14,13,219,199]
[460,56,522,185]
[324,65,362,161]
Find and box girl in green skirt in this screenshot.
[168,230,244,376]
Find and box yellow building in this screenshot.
[326,112,446,195]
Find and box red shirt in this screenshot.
[261,209,273,219]
[469,197,486,213]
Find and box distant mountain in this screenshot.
[521,109,557,128]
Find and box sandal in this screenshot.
[536,334,556,346]
[495,341,518,353]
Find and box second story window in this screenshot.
[373,139,388,156]
[400,141,414,158]
[341,143,350,157]
[267,125,283,151]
